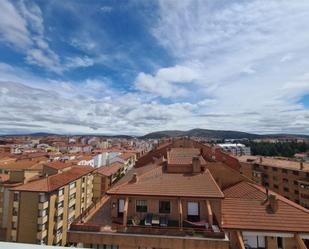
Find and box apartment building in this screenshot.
[217,143,251,156]
[67,140,309,249]
[93,162,126,201]
[238,156,309,208]
[6,165,94,246]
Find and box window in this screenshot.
[69,181,76,189]
[37,223,46,231]
[283,187,289,192]
[12,222,17,229]
[55,213,63,222]
[273,176,278,181]
[187,202,199,215]
[12,208,18,216]
[273,184,279,189]
[264,182,269,187]
[263,166,268,170]
[57,201,64,209]
[55,227,62,236]
[294,180,298,185]
[136,200,147,212]
[13,192,19,201]
[283,178,288,184]
[282,169,288,174]
[38,208,48,217]
[295,190,299,195]
[58,188,64,196]
[39,193,48,203]
[272,167,278,172]
[293,171,299,176]
[69,204,75,213]
[69,193,76,202]
[159,201,170,214]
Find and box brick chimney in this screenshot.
[267,194,279,213]
[192,156,201,173]
[130,173,139,183]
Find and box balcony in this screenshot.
[69,187,76,195]
[53,233,62,244]
[37,229,47,240]
[56,207,64,216]
[55,220,63,229]
[38,201,49,210]
[37,215,48,224]
[69,197,225,239]
[68,199,75,208]
[57,194,64,203]
[13,201,19,209]
[12,216,18,222]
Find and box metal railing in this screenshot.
[70,221,225,238]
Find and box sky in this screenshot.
[0,0,309,136]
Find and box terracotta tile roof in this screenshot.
[78,156,93,161]
[168,148,203,165]
[0,174,9,182]
[11,166,94,192]
[0,159,44,171]
[107,166,224,198]
[119,152,135,161]
[169,148,201,157]
[44,161,73,170]
[96,162,125,177]
[238,155,309,172]
[222,181,309,232]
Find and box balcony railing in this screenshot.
[70,221,225,239]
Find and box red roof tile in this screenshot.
[222,181,309,232]
[107,166,224,198]
[11,166,94,192]
[44,161,73,170]
[96,162,125,177]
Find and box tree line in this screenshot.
[243,141,309,158]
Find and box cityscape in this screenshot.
[0,1,309,249]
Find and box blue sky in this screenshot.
[0,0,309,135]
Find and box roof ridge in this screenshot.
[205,169,224,198]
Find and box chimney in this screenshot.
[130,173,138,183]
[192,156,201,173]
[167,148,171,163]
[267,194,279,213]
[259,157,263,163]
[300,161,304,170]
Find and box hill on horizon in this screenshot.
[141,128,309,140]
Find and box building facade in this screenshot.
[238,156,309,208]
[6,166,94,246]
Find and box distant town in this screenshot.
[0,133,308,249]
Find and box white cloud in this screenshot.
[0,0,95,73]
[136,0,309,133]
[65,56,94,68]
[135,65,199,97]
[0,0,32,48]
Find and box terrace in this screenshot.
[70,197,225,239]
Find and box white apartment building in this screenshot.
[218,143,251,156]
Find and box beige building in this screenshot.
[238,156,309,208]
[6,165,94,246]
